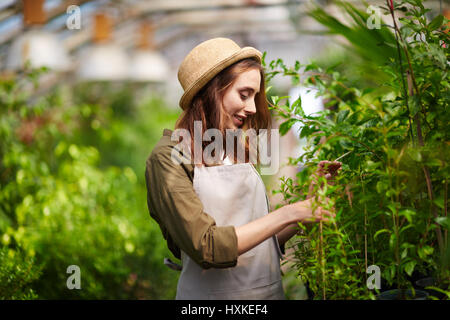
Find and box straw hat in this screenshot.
[177,37,262,110]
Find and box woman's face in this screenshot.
[221,68,261,130]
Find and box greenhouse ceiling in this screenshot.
[0,0,446,89]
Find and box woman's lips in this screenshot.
[233,114,244,127]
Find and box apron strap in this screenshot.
[164,257,182,271]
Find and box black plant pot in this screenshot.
[305,281,314,300]
[377,288,429,300]
[415,277,446,300]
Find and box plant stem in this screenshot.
[360,172,368,281]
[319,220,326,300]
[444,179,448,250]
[335,133,384,163]
[390,2,444,256]
[405,72,444,255]
[387,1,415,145]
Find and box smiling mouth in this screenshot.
[233,114,246,127]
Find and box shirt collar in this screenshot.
[163,128,173,137]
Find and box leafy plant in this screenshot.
[264,0,449,299]
[306,0,397,86]
[0,68,180,299]
[0,247,42,299]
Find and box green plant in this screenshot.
[0,247,42,299]
[0,68,180,299]
[306,0,397,87]
[263,0,449,299]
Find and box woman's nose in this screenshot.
[244,98,257,115]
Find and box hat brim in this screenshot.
[179,47,262,111]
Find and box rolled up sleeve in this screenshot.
[145,145,238,269]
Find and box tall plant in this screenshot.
[307,0,397,86]
[264,0,449,299]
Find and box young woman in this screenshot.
[145,38,338,300]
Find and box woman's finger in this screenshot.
[320,208,335,219]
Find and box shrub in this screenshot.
[265,0,449,299]
[0,69,180,299]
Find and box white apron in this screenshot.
[175,156,285,300]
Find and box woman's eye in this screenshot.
[240,94,248,100]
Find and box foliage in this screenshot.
[307,0,397,87]
[0,247,42,299]
[263,0,449,299]
[0,69,181,299]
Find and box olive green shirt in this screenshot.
[145,128,284,270]
[145,128,238,269]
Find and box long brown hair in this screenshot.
[174,58,271,166]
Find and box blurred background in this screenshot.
[0,0,447,299]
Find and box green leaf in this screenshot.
[261,51,267,67]
[376,181,387,194]
[389,264,396,280]
[387,203,398,215]
[270,95,279,105]
[399,209,416,223]
[418,245,434,259]
[361,88,374,96]
[291,96,303,116]
[422,246,434,255]
[401,247,408,259]
[279,118,298,136]
[399,224,415,234]
[336,109,350,123]
[428,14,444,31]
[424,286,450,299]
[425,158,442,167]
[409,149,422,162]
[339,139,353,149]
[300,125,313,138]
[374,229,391,240]
[435,217,450,230]
[404,261,416,276]
[433,198,445,209]
[389,233,396,249]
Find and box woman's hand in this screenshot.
[315,160,342,181]
[290,197,335,224]
[275,161,341,245]
[307,160,342,199]
[236,161,340,255]
[236,197,335,255]
[236,197,333,255]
